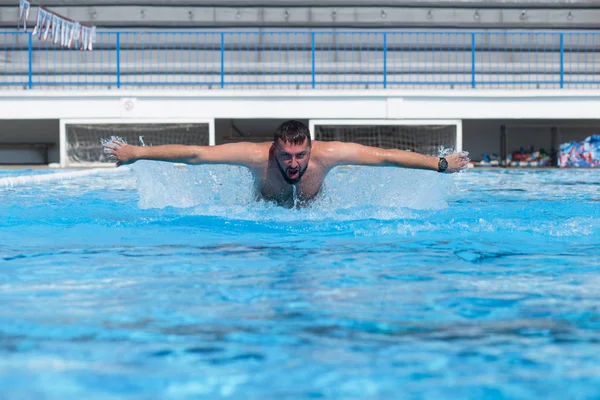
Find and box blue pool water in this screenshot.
[0,169,65,178]
[1,164,599,399]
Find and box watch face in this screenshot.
[439,158,448,171]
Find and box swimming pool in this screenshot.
[1,165,599,399]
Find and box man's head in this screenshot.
[273,120,312,184]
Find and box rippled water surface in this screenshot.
[1,165,599,399]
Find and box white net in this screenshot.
[66,123,210,165]
[314,124,457,155]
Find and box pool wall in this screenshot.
[1,90,600,166]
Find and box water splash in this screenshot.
[292,184,300,210]
[99,135,465,220]
[127,161,461,221]
[99,135,128,147]
[3,167,599,239]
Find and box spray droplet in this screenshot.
[292,184,299,209]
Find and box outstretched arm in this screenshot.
[103,140,264,168]
[318,142,469,172]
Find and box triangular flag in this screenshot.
[18,0,30,31]
[18,0,24,23]
[61,19,68,47]
[88,26,96,51]
[68,22,80,48]
[43,10,52,40]
[80,26,86,50]
[31,8,44,37]
[23,1,30,32]
[52,14,61,44]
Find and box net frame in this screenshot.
[59,118,215,167]
[309,119,463,155]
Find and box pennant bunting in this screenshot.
[19,2,96,51]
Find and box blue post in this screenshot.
[559,33,564,88]
[28,32,33,89]
[383,33,387,89]
[471,33,476,88]
[116,32,121,88]
[311,33,316,89]
[220,33,225,88]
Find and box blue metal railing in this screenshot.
[1,30,600,89]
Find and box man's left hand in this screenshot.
[445,153,470,173]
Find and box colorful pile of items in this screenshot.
[475,148,553,168]
[508,148,552,167]
[476,153,501,167]
[559,135,600,168]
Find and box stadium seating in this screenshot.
[1,1,599,89]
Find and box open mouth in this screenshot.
[287,168,299,179]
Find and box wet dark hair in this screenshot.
[274,120,311,146]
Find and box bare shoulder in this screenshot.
[237,141,271,166]
[241,141,271,155]
[311,140,346,157]
[201,141,271,167]
[311,140,357,167]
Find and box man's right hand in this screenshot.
[102,141,265,168]
[103,140,139,167]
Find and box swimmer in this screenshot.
[104,120,469,207]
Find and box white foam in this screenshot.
[128,161,461,221]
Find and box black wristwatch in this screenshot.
[437,157,448,173]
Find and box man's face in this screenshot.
[274,139,311,184]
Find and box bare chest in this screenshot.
[255,166,326,206]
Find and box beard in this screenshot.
[278,162,308,184]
